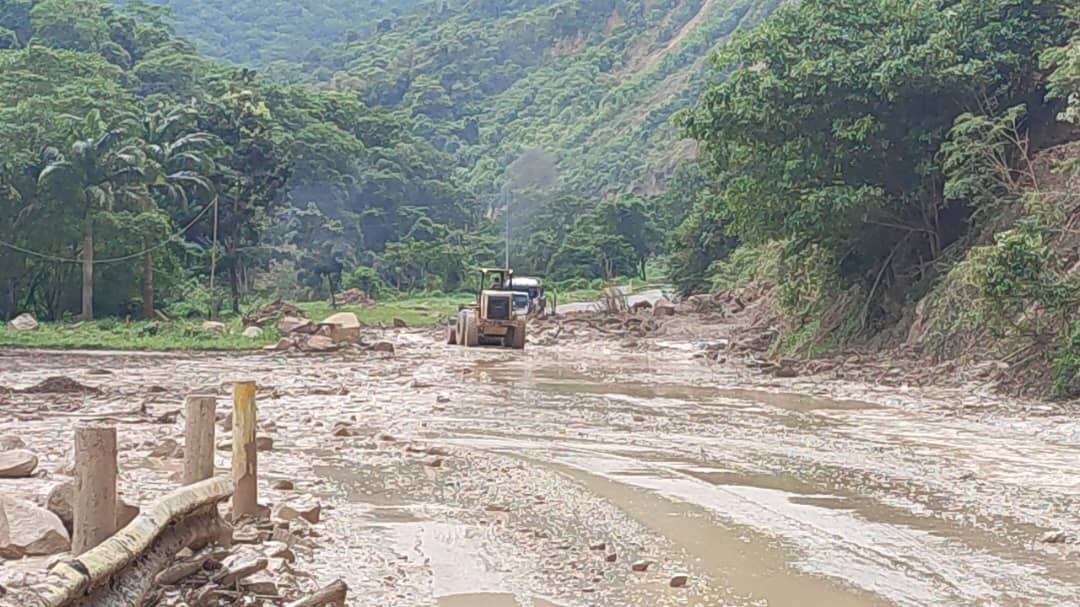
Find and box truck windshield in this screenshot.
[512,293,529,310]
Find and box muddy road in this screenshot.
[1,328,1078,606]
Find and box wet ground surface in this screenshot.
[1,327,1078,606]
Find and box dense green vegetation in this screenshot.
[676,0,1080,393]
[2,0,771,326]
[5,0,1080,396]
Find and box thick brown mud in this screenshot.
[0,329,1077,606]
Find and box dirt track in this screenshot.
[1,320,1078,606]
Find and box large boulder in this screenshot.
[320,312,360,343]
[8,313,37,331]
[242,326,263,339]
[0,495,71,558]
[0,450,38,478]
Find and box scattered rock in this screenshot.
[274,500,321,524]
[632,414,646,422]
[669,574,689,588]
[369,341,395,354]
[773,365,799,378]
[16,376,100,395]
[0,450,38,478]
[604,552,617,562]
[256,437,274,452]
[202,321,227,335]
[334,288,375,306]
[300,335,339,353]
[426,458,444,468]
[277,316,313,335]
[630,300,653,313]
[393,318,407,328]
[485,504,511,513]
[320,312,361,344]
[1041,530,1070,544]
[241,570,279,596]
[214,553,267,585]
[332,424,361,437]
[241,326,263,339]
[588,541,606,551]
[652,301,676,317]
[116,500,139,529]
[631,559,652,572]
[436,394,451,403]
[265,337,295,352]
[8,313,37,331]
[0,436,25,451]
[46,481,74,529]
[148,438,182,459]
[426,446,449,457]
[244,299,305,328]
[0,495,71,558]
[271,479,294,491]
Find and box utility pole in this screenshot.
[504,187,510,269]
[208,196,218,320]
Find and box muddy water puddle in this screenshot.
[451,360,1080,606]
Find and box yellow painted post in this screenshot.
[231,381,258,520]
[72,424,118,555]
[184,395,217,485]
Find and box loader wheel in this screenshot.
[509,326,525,350]
[456,314,466,345]
[463,313,479,347]
[446,325,457,345]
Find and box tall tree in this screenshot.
[36,110,146,320]
[138,106,216,318]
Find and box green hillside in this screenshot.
[147,0,779,277]
[138,0,422,69]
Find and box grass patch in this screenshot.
[0,318,280,351]
[0,293,468,351]
[299,293,466,326]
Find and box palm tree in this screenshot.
[37,110,147,321]
[138,107,216,319]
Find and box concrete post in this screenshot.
[72,424,118,555]
[183,395,217,485]
[231,381,258,520]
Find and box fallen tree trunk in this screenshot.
[1,478,233,607]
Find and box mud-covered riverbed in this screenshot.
[1,326,1077,606]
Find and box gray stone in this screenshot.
[0,495,71,558]
[8,313,38,331]
[242,326,263,339]
[369,341,395,354]
[0,450,38,478]
[0,436,25,451]
[202,321,227,335]
[669,574,689,588]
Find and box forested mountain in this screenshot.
[149,0,779,279]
